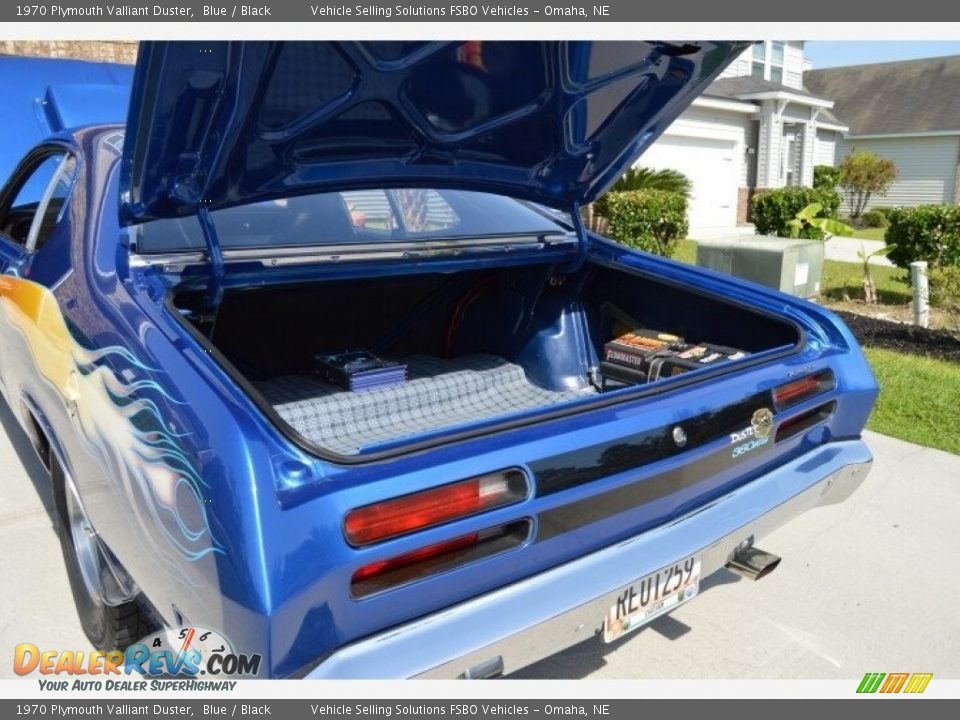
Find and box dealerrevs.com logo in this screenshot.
[14,627,261,688]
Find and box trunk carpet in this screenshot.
[255,354,594,455]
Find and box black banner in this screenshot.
[3,1,960,22]
[1,699,959,718]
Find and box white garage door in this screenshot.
[638,135,739,231]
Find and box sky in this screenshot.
[805,41,960,69]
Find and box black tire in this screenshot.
[50,452,155,651]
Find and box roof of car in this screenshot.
[805,55,960,136]
[0,54,133,185]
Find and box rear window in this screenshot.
[136,189,566,253]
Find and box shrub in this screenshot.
[885,205,960,269]
[813,165,842,192]
[929,265,960,312]
[749,186,842,240]
[870,205,895,219]
[839,150,898,219]
[860,209,890,228]
[594,189,689,257]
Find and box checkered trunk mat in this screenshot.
[256,354,594,455]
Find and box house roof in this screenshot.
[704,76,845,127]
[707,76,823,101]
[804,55,960,136]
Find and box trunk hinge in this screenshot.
[195,206,225,338]
[562,201,589,274]
[197,206,225,312]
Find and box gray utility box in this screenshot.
[696,235,825,298]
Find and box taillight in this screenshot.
[351,533,480,585]
[343,470,528,547]
[351,521,531,598]
[773,370,835,410]
[776,401,836,442]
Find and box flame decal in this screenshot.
[0,276,222,573]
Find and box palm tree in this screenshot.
[610,167,692,197]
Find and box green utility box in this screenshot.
[695,236,825,298]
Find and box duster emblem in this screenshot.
[751,408,774,439]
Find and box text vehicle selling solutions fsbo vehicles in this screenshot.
[0,41,877,678]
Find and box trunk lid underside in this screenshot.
[120,40,748,224]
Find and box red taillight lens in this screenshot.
[351,533,480,585]
[343,470,528,547]
[773,370,834,410]
[350,521,531,598]
[776,401,836,442]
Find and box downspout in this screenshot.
[954,139,960,204]
[806,107,822,187]
[766,99,789,187]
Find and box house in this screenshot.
[805,55,960,209]
[638,41,847,233]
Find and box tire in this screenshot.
[50,452,156,651]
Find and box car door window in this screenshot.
[0,152,76,252]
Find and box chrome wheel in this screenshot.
[63,471,137,607]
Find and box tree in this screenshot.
[839,150,897,219]
[857,243,896,305]
[609,167,692,197]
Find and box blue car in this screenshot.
[0,41,877,679]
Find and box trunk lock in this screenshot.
[672,426,688,447]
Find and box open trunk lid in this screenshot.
[119,40,748,225]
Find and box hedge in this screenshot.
[749,186,842,240]
[885,205,960,269]
[813,165,842,192]
[929,265,960,312]
[860,209,890,228]
[594,189,688,257]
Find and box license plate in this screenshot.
[602,555,701,643]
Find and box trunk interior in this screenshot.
[175,262,800,457]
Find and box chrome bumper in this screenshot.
[306,439,873,679]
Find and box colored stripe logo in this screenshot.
[857,672,932,694]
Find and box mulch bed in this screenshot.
[837,310,960,363]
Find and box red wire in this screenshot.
[444,275,499,357]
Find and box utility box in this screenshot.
[696,235,825,298]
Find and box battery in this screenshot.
[647,343,748,382]
[602,328,684,371]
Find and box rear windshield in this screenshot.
[136,189,566,253]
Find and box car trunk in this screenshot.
[172,260,801,458]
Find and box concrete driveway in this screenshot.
[1,394,958,680]
[823,236,893,267]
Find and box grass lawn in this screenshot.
[674,238,698,265]
[820,259,911,305]
[850,227,886,242]
[864,347,960,455]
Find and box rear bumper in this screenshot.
[306,439,873,679]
